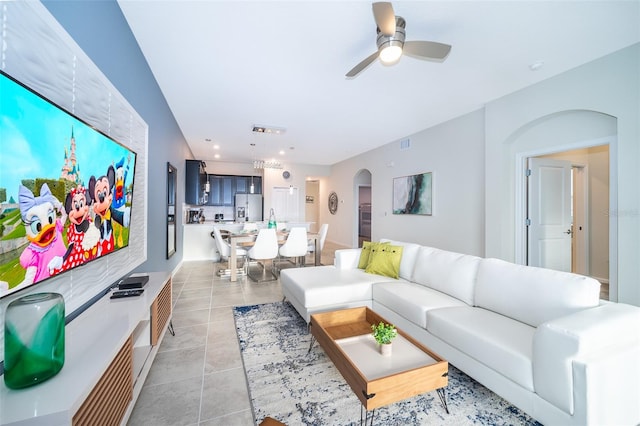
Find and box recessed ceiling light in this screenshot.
[214,154,220,159]
[213,144,220,150]
[279,150,285,155]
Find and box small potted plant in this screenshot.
[371,321,397,356]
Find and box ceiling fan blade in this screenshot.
[346,51,380,78]
[403,41,452,61]
[372,2,396,36]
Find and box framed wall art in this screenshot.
[393,172,433,215]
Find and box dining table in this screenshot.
[228,230,320,282]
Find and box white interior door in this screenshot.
[527,157,573,271]
[272,186,300,222]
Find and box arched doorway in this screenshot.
[511,110,617,300]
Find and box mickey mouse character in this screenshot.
[62,185,100,270]
[89,165,130,256]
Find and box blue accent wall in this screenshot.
[43,0,192,273]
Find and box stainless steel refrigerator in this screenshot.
[235,193,263,222]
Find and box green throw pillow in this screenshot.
[358,241,389,269]
[365,244,403,279]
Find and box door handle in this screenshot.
[564,228,573,235]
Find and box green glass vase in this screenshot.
[4,292,65,389]
[267,208,276,229]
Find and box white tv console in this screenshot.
[0,271,172,426]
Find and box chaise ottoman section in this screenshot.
[281,265,399,322]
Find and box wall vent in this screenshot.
[399,138,411,150]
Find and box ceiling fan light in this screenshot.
[379,45,402,64]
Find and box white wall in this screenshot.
[485,43,639,305]
[321,44,639,306]
[328,109,486,256]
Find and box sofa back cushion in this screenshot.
[475,258,601,327]
[411,246,481,305]
[379,239,421,281]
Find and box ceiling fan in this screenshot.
[346,2,451,78]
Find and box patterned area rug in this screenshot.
[234,302,542,426]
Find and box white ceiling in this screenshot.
[117,1,640,167]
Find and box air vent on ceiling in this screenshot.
[252,124,286,134]
[399,138,411,150]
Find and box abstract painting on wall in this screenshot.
[393,172,432,215]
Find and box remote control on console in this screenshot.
[110,289,144,299]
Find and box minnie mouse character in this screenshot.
[62,185,100,270]
[89,165,129,256]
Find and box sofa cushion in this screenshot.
[357,241,389,269]
[379,239,421,281]
[280,265,399,308]
[411,247,481,306]
[373,282,467,328]
[475,258,601,327]
[427,306,535,391]
[365,244,403,279]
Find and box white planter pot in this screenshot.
[380,342,392,356]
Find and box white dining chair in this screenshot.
[212,227,247,277]
[247,228,279,282]
[278,227,308,271]
[307,223,328,264]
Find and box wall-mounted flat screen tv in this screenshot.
[0,70,137,299]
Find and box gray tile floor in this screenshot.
[128,243,342,426]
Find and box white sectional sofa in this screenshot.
[280,239,640,426]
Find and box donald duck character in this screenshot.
[113,156,130,210]
[13,183,71,292]
[112,156,131,246]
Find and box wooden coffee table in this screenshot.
[309,307,449,423]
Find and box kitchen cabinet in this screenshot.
[185,160,207,205]
[206,175,233,206]
[206,175,262,206]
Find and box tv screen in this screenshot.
[0,70,137,299]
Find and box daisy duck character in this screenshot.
[89,165,129,256]
[112,156,131,246]
[62,184,100,270]
[13,183,71,293]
